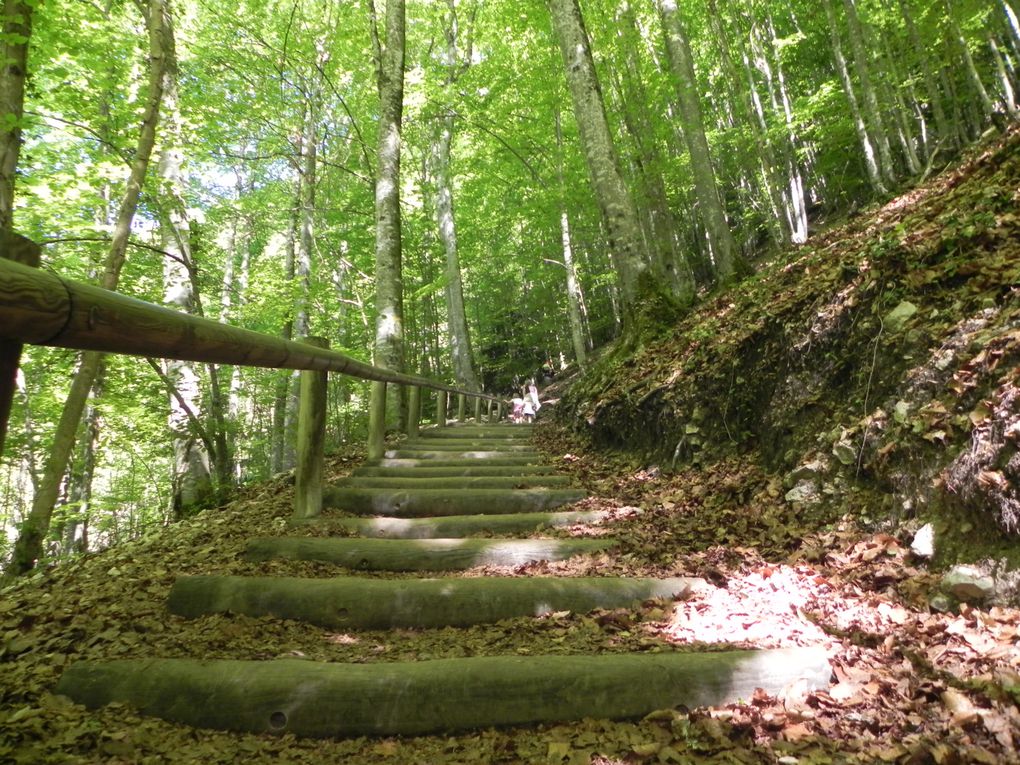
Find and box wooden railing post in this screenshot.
[294,336,329,520]
[0,233,41,457]
[407,385,421,438]
[474,396,482,423]
[435,390,447,427]
[367,380,387,461]
[497,401,504,421]
[487,400,494,422]
[457,393,466,423]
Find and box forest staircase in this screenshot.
[55,422,830,738]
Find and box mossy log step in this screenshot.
[366,457,544,469]
[352,464,558,478]
[398,440,535,451]
[383,449,543,461]
[167,575,697,629]
[418,427,533,439]
[323,486,584,516]
[340,475,573,489]
[244,537,613,571]
[55,648,831,738]
[291,509,626,538]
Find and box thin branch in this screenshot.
[25,111,131,164]
[40,236,188,266]
[144,358,219,461]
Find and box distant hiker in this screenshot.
[527,380,541,413]
[521,394,535,423]
[511,395,525,423]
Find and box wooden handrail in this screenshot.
[0,256,499,403]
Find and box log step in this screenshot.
[167,575,698,629]
[323,486,585,516]
[55,648,831,738]
[352,464,558,478]
[365,457,544,469]
[383,449,543,460]
[418,427,533,439]
[290,509,628,538]
[244,536,613,571]
[340,475,574,489]
[397,440,535,451]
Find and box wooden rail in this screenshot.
[0,235,506,518]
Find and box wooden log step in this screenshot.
[56,648,831,738]
[323,486,585,516]
[365,457,544,469]
[418,427,533,439]
[352,464,558,478]
[398,440,535,451]
[167,575,698,629]
[244,537,613,571]
[340,475,574,489]
[383,449,543,461]
[290,509,627,538]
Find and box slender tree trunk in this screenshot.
[432,1,480,392]
[897,0,952,152]
[989,32,1020,120]
[822,0,888,194]
[944,0,996,122]
[547,0,653,326]
[6,0,168,578]
[157,19,214,516]
[372,0,407,427]
[0,0,33,231]
[656,0,744,281]
[841,0,897,184]
[60,391,100,557]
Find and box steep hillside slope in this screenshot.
[561,127,1020,587]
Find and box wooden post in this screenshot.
[0,233,41,457]
[457,393,466,423]
[367,380,387,461]
[435,390,447,427]
[406,385,421,438]
[473,396,482,423]
[497,402,504,421]
[487,400,494,422]
[294,336,329,520]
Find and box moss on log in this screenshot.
[397,440,535,451]
[166,575,698,629]
[244,536,613,571]
[55,648,831,737]
[417,426,533,439]
[290,509,624,538]
[341,475,574,489]
[323,486,584,516]
[383,449,543,461]
[352,464,558,478]
[366,457,543,469]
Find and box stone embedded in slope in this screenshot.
[339,474,574,489]
[167,575,699,629]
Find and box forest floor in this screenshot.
[1,426,1018,764]
[3,134,1020,763]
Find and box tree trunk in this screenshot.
[546,0,651,326]
[821,0,888,194]
[5,0,168,578]
[0,0,33,231]
[157,22,214,517]
[372,0,407,428]
[57,648,830,738]
[943,0,996,123]
[656,0,744,281]
[897,0,952,153]
[167,574,697,629]
[841,0,897,184]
